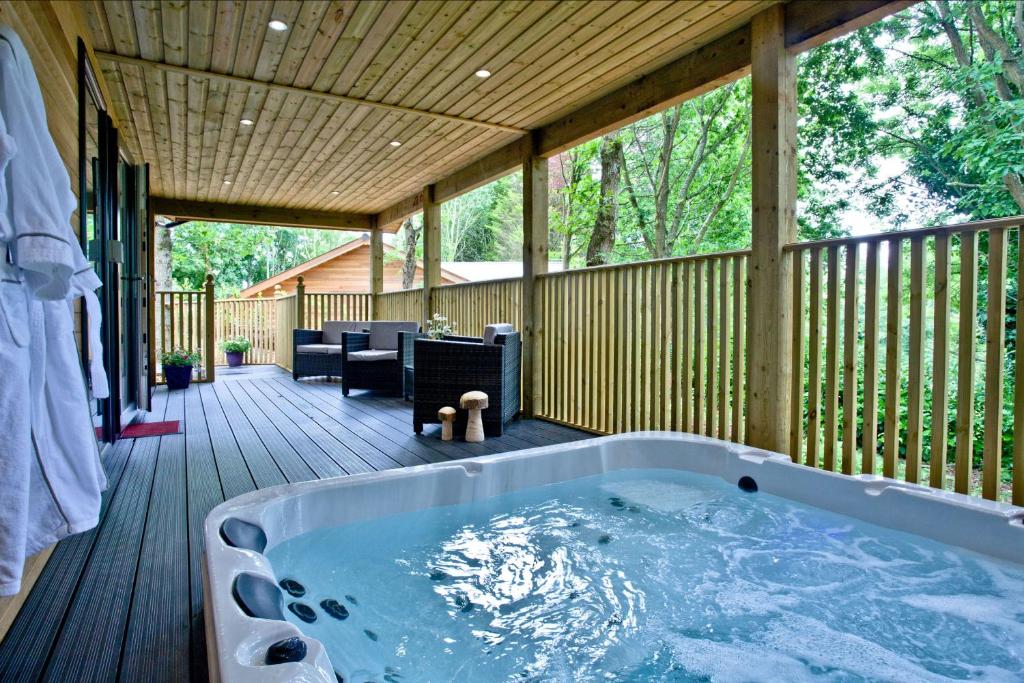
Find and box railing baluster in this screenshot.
[930,233,951,489]
[824,245,840,471]
[732,256,745,444]
[883,238,903,479]
[790,250,805,463]
[906,237,926,484]
[983,227,1008,500]
[718,259,729,440]
[862,242,880,475]
[807,248,823,468]
[842,245,859,475]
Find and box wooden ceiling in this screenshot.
[85,0,777,224]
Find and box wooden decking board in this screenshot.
[215,378,319,483]
[209,381,291,489]
[253,378,432,468]
[0,439,135,682]
[197,383,258,500]
[267,377,452,465]
[225,379,356,478]
[42,437,160,682]
[0,368,592,681]
[118,421,189,682]
[182,382,224,683]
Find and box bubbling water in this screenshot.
[266,469,1024,682]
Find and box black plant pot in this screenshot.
[226,351,244,368]
[165,364,193,390]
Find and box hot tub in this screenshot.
[203,432,1024,682]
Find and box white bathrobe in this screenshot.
[0,25,108,596]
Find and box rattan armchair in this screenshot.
[340,321,421,396]
[412,330,521,437]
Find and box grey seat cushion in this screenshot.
[323,320,364,345]
[368,321,419,350]
[296,343,343,355]
[347,349,398,362]
[483,323,514,345]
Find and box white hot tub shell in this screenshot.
[202,432,1024,682]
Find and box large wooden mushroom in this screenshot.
[438,406,456,441]
[460,391,489,443]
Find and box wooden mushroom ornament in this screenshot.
[460,391,489,443]
[438,406,456,441]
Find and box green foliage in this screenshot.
[160,349,201,367]
[220,336,252,353]
[170,222,359,297]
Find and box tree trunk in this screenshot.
[401,218,421,289]
[154,224,173,290]
[586,133,622,266]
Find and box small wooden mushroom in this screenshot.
[460,391,489,443]
[438,406,456,441]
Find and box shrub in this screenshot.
[220,336,252,353]
[161,349,201,367]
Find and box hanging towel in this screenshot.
[0,25,107,597]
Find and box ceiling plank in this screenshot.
[151,197,382,232]
[94,51,525,135]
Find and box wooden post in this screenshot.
[746,5,797,453]
[204,273,215,383]
[422,184,441,327]
[296,275,305,329]
[370,229,384,320]
[523,155,549,417]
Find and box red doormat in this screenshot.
[121,420,180,438]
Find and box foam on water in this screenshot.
[265,469,1024,682]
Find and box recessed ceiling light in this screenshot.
[268,19,288,31]
[240,118,254,126]
[331,191,340,195]
[389,140,401,147]
[223,179,232,185]
[475,69,491,78]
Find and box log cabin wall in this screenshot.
[244,242,459,297]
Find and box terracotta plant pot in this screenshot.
[226,351,244,368]
[164,364,193,390]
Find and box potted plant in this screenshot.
[426,313,456,340]
[161,349,200,390]
[220,336,252,368]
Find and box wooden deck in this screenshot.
[0,366,590,682]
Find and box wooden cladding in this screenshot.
[789,221,1024,503]
[536,254,748,439]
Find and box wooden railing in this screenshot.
[431,278,523,336]
[377,288,424,326]
[274,294,298,372]
[537,252,748,438]
[787,216,1024,504]
[213,298,276,366]
[303,292,372,330]
[154,283,214,383]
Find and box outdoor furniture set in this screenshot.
[292,320,520,440]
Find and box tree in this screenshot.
[586,133,622,266]
[400,217,421,290]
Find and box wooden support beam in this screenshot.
[377,192,424,230]
[94,51,526,136]
[784,1,918,52]
[522,156,549,417]
[746,5,798,453]
[421,185,441,327]
[370,229,384,319]
[151,197,377,232]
